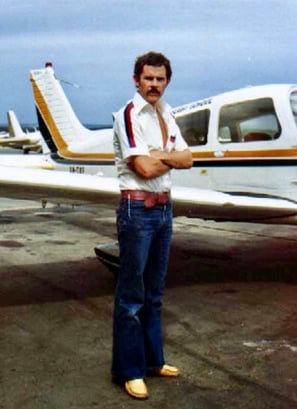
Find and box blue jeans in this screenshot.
[112,198,173,381]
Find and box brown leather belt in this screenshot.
[121,190,170,208]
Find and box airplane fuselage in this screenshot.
[171,84,297,202]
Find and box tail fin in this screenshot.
[7,110,24,138]
[30,62,113,160]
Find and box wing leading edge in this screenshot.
[1,165,297,224]
[0,165,119,207]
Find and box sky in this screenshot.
[0,0,297,125]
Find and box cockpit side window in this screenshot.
[218,97,281,143]
[175,109,210,146]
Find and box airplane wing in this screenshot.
[1,165,297,224]
[0,135,39,147]
[0,165,119,207]
[0,132,43,153]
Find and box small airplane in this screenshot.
[1,63,297,226]
[0,110,46,153]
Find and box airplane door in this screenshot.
[210,96,283,192]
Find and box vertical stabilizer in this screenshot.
[30,63,113,159]
[7,110,24,137]
[30,63,86,151]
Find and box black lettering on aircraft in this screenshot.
[69,166,85,174]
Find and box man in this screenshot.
[112,51,192,399]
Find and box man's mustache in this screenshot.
[148,87,160,95]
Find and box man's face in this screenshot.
[134,64,169,107]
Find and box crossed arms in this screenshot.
[130,149,193,180]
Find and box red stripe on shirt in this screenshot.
[124,102,136,148]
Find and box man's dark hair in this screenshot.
[134,51,172,81]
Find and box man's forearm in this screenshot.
[150,149,193,169]
[131,155,171,179]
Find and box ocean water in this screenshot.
[0,124,112,133]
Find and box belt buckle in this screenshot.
[144,193,157,208]
[158,192,168,204]
[144,192,168,207]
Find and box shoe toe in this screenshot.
[156,364,180,377]
[125,379,149,399]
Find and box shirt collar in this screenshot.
[132,91,171,115]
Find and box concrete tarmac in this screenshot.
[0,201,296,409]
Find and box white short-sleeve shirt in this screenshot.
[113,92,188,192]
